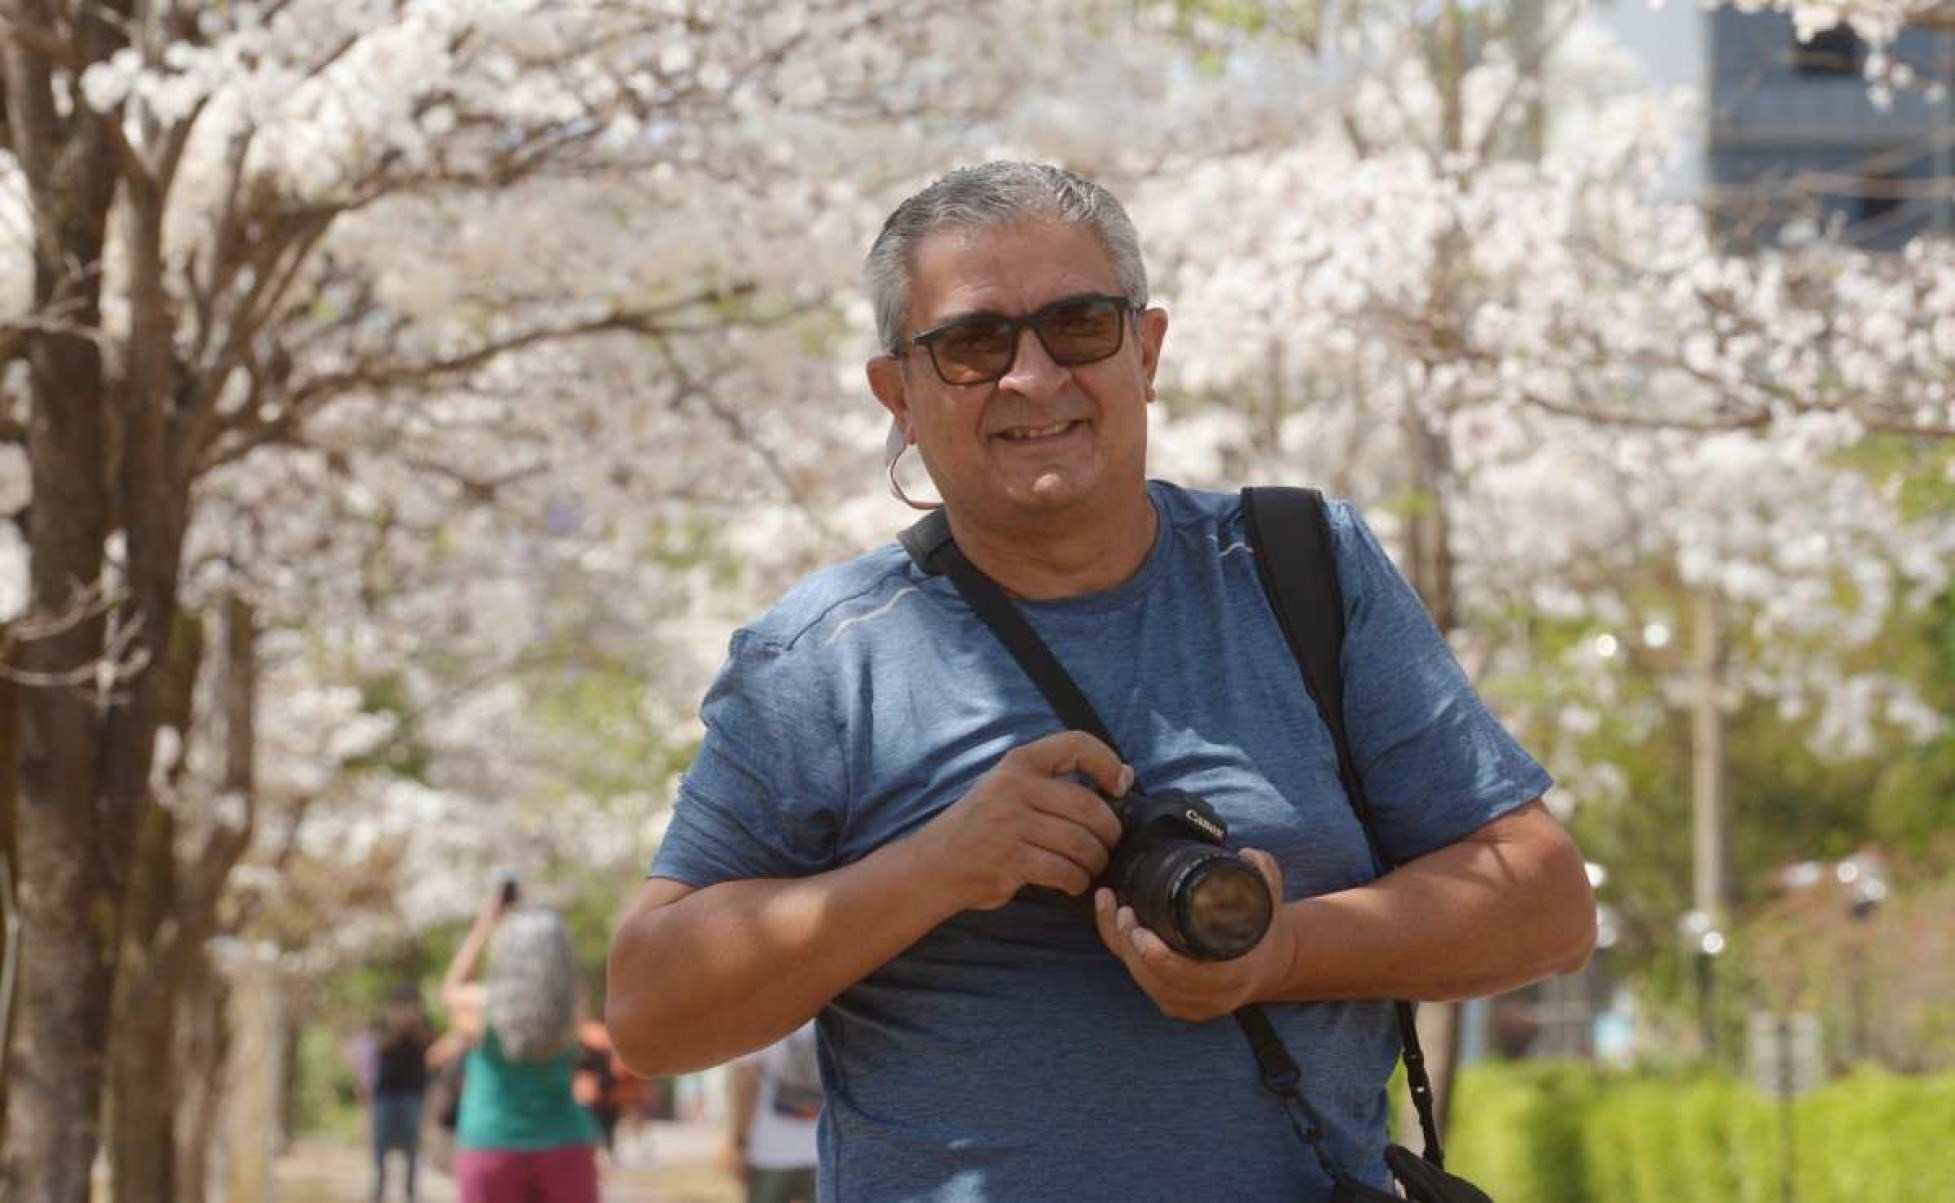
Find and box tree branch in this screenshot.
[276,282,766,411]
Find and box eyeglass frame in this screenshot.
[888,292,1144,387]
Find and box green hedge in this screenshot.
[1444,1063,1955,1203]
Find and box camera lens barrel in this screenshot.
[1118,841,1273,961]
[1173,853,1274,959]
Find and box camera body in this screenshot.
[1106,788,1229,864]
[1100,788,1273,962]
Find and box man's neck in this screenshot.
[944,488,1159,601]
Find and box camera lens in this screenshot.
[1176,856,1273,960]
[1123,843,1273,961]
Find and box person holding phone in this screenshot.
[719,1021,820,1203]
[439,882,602,1203]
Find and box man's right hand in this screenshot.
[907,731,1132,911]
[607,731,1133,1076]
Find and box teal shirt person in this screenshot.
[455,1028,601,1151]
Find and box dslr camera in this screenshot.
[1100,789,1273,961]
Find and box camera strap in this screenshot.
[1240,486,1446,1169]
[898,505,1345,1186]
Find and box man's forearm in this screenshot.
[1271,802,1596,1003]
[607,837,962,1075]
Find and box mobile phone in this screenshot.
[498,877,520,907]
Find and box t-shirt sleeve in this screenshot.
[650,627,847,886]
[1330,502,1553,862]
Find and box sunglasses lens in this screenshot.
[932,317,1017,384]
[917,296,1129,384]
[1035,298,1125,364]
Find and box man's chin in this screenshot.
[1027,472,1085,503]
[1005,469,1101,512]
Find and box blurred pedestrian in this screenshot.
[370,984,432,1202]
[573,1019,645,1159]
[718,1021,819,1203]
[439,882,602,1203]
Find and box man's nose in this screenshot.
[997,326,1068,399]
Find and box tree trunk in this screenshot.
[107,840,181,1200]
[174,957,229,1203]
[102,122,188,898]
[108,615,204,1203]
[4,3,177,1195]
[223,953,285,1203]
[174,597,258,1203]
[7,338,118,1203]
[3,0,123,1188]
[1689,591,1727,927]
[1,675,19,1139]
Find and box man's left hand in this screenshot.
[1092,849,1295,1023]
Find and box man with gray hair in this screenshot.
[608,161,1595,1201]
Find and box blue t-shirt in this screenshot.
[652,482,1551,1203]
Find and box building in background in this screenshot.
[1605,1,1955,249]
[1705,9,1954,248]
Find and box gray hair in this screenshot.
[863,161,1150,351]
[484,908,578,1063]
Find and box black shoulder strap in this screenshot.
[896,506,954,569]
[1240,488,1402,873]
[1241,485,1446,1169]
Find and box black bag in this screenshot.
[1381,1146,1496,1203]
[1321,1148,1496,1202]
[901,487,1501,1201]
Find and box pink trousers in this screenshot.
[453,1144,599,1203]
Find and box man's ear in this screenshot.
[1137,308,1168,402]
[866,353,911,433]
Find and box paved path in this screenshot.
[280,1121,738,1203]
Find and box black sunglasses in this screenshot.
[893,293,1139,386]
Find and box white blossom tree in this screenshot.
[0,2,1207,1197]
[1132,0,1952,1121]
